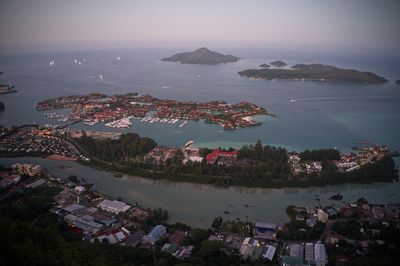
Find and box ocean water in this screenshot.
[1,48,400,227]
[0,48,399,152]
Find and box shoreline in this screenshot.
[1,153,398,190]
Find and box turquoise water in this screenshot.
[0,48,399,227]
[0,48,399,151]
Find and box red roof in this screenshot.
[206,148,238,164]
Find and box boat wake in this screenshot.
[290,95,399,103]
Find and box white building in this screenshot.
[314,242,328,266]
[97,199,131,214]
[317,209,329,223]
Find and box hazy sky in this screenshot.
[0,0,399,52]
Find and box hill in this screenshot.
[161,47,240,65]
[270,60,287,67]
[238,63,388,84]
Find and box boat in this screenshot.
[179,121,188,128]
[184,140,194,148]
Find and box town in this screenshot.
[1,126,394,178]
[36,93,269,130]
[1,161,399,265]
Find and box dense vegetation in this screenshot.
[300,148,341,161]
[74,133,398,188]
[238,64,388,84]
[75,132,157,162]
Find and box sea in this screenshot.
[0,47,399,227]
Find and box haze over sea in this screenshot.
[0,47,400,152]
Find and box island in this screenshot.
[161,47,240,65]
[396,80,400,84]
[259,63,270,68]
[36,93,269,130]
[270,60,287,67]
[238,63,388,84]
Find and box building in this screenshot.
[74,185,86,194]
[372,206,384,220]
[314,242,328,266]
[64,214,103,235]
[282,256,304,266]
[253,222,277,239]
[97,199,131,214]
[92,230,127,244]
[60,203,86,214]
[290,243,304,261]
[125,230,145,247]
[317,209,329,223]
[304,243,314,262]
[261,245,276,261]
[206,148,239,164]
[173,245,194,260]
[239,237,259,260]
[142,225,166,244]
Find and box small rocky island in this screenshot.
[161,47,240,65]
[270,60,287,67]
[238,63,388,84]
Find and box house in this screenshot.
[60,203,86,214]
[253,222,277,239]
[142,225,166,244]
[261,245,276,261]
[282,256,304,266]
[161,243,178,254]
[168,230,186,245]
[74,186,86,194]
[206,148,239,164]
[125,230,145,247]
[314,242,328,266]
[289,243,304,261]
[97,199,131,214]
[317,209,329,223]
[173,245,194,260]
[304,243,314,262]
[64,214,103,235]
[372,206,384,220]
[92,230,127,244]
[239,237,259,260]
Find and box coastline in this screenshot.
[1,153,397,189]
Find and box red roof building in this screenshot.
[206,148,239,164]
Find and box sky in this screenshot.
[0,0,399,53]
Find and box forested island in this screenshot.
[270,60,287,67]
[161,47,240,65]
[238,64,388,84]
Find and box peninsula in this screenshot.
[239,63,388,84]
[36,93,269,130]
[161,47,240,65]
